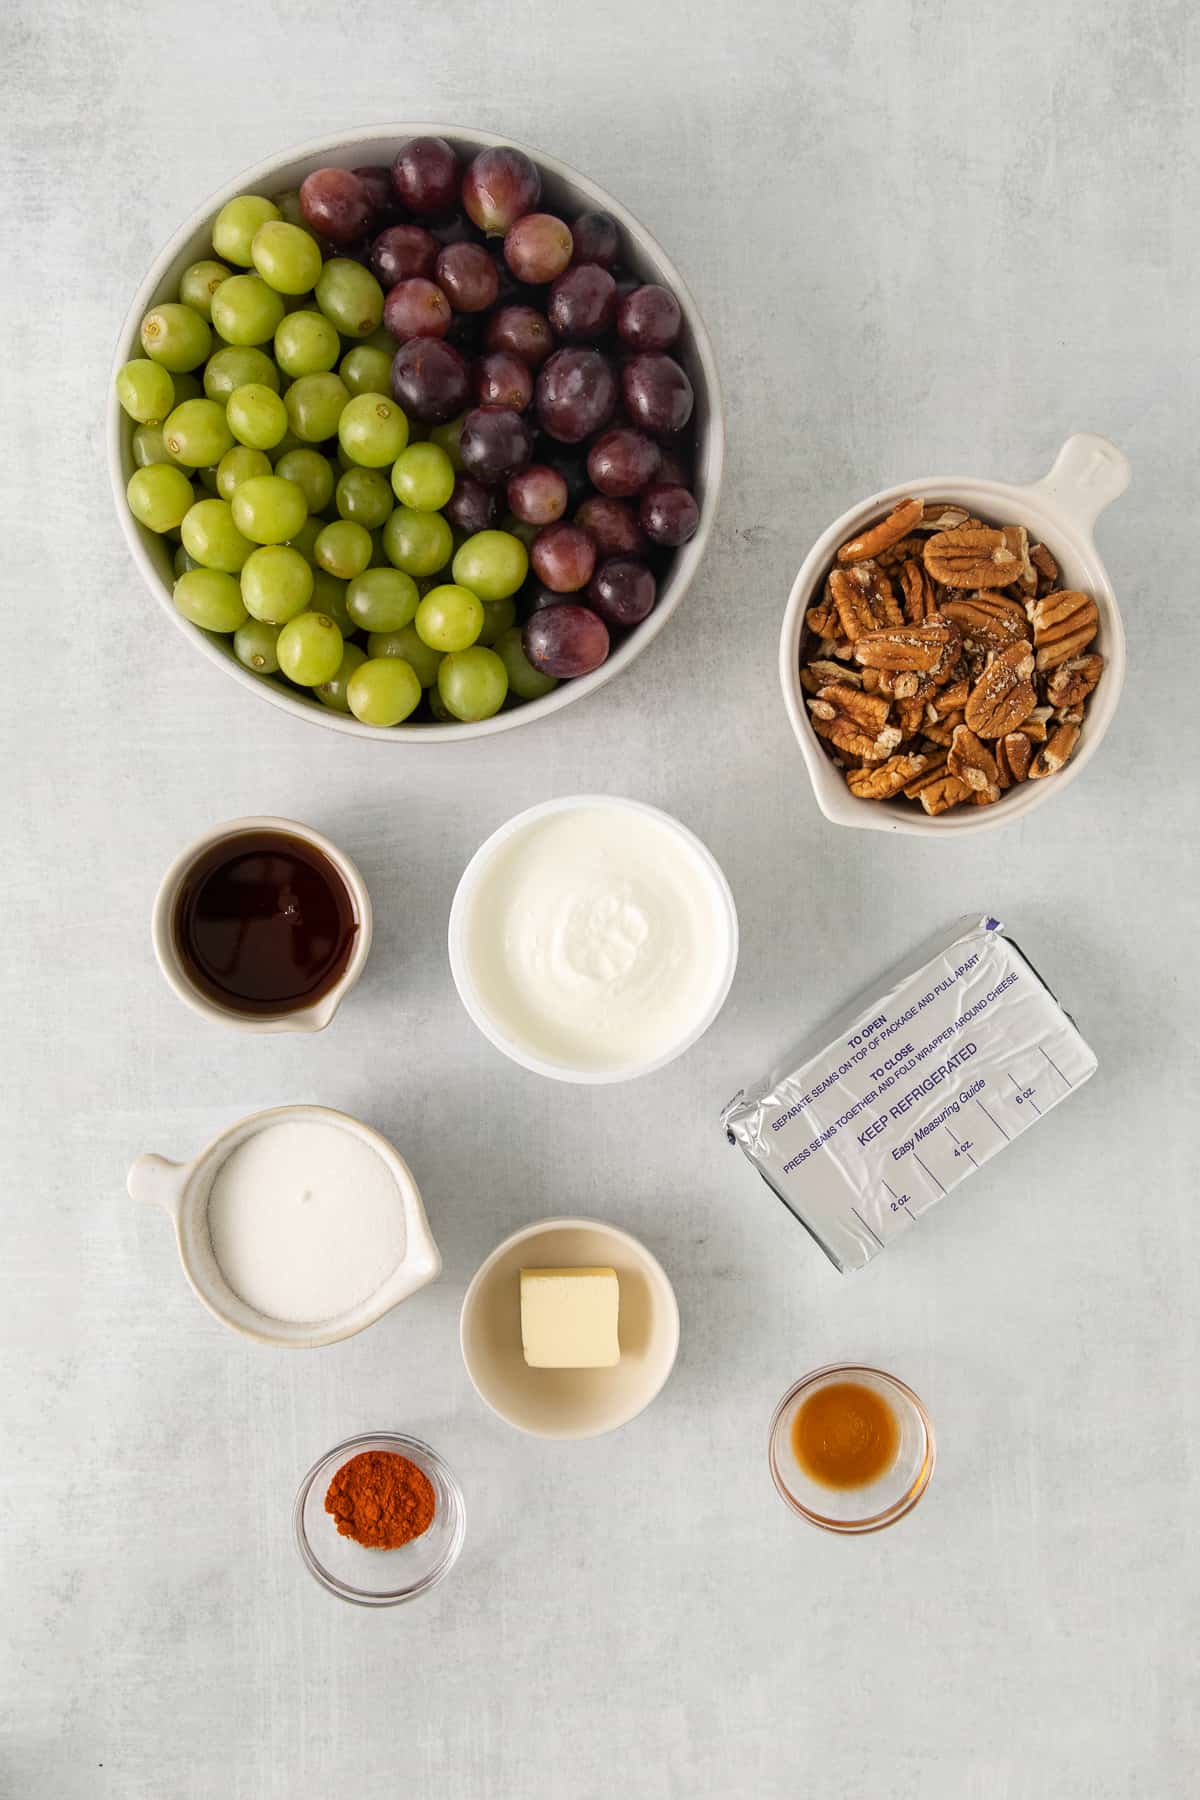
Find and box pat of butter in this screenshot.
[520,1267,620,1368]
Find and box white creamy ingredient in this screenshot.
[463,804,728,1071]
[206,1120,406,1323]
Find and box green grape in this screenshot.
[347,656,422,727]
[288,517,323,566]
[451,530,528,602]
[169,372,204,404]
[179,259,231,319]
[382,505,453,577]
[126,464,193,533]
[429,413,467,472]
[276,310,340,377]
[204,345,279,402]
[116,359,175,425]
[415,584,484,653]
[427,684,453,722]
[212,194,280,266]
[477,594,517,646]
[251,220,323,295]
[140,302,211,372]
[196,465,221,494]
[211,274,286,347]
[216,444,272,499]
[364,324,400,353]
[368,623,443,686]
[335,466,393,529]
[315,519,372,579]
[173,544,200,576]
[132,423,183,469]
[161,398,234,468]
[277,611,344,685]
[234,618,282,674]
[437,645,509,721]
[272,189,305,227]
[391,442,455,512]
[337,391,408,467]
[316,642,367,712]
[495,624,558,700]
[181,497,254,572]
[315,259,383,338]
[230,474,308,545]
[369,528,392,567]
[173,568,248,632]
[311,570,354,634]
[274,446,335,514]
[346,567,419,633]
[241,544,314,622]
[226,382,288,450]
[285,371,350,443]
[503,514,539,549]
[339,344,393,397]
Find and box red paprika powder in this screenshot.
[324,1450,436,1549]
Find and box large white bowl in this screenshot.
[779,433,1131,834]
[109,124,724,741]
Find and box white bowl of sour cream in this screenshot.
[448,796,738,1084]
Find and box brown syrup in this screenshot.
[791,1380,900,1489]
[173,830,357,1016]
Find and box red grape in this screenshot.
[485,305,555,368]
[300,168,372,245]
[531,522,596,593]
[371,224,438,286]
[429,212,480,246]
[353,164,395,220]
[621,352,694,437]
[570,212,619,268]
[459,406,534,484]
[391,137,459,217]
[574,495,648,558]
[445,475,498,535]
[655,445,692,486]
[639,483,699,546]
[586,427,661,497]
[507,465,568,525]
[587,557,656,628]
[617,284,682,352]
[521,581,567,613]
[548,264,617,341]
[523,604,610,677]
[504,214,573,284]
[390,338,471,423]
[436,242,499,313]
[383,277,452,340]
[535,348,617,443]
[462,148,542,235]
[474,351,533,411]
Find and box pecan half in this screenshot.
[939,591,1030,654]
[1045,651,1103,710]
[847,752,931,799]
[963,642,1037,738]
[917,502,971,534]
[895,694,926,739]
[828,563,903,641]
[948,724,1002,802]
[898,558,938,622]
[837,498,924,566]
[1022,705,1052,743]
[921,710,964,747]
[928,676,970,719]
[808,684,902,763]
[1028,721,1081,779]
[902,755,947,798]
[854,619,961,679]
[806,597,837,639]
[924,526,1026,589]
[1029,543,1059,593]
[799,658,862,695]
[996,731,1033,786]
[917,774,973,816]
[1029,590,1099,670]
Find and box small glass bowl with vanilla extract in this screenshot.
[768,1366,935,1534]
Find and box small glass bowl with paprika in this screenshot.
[293,1432,465,1605]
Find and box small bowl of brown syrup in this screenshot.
[152,817,372,1032]
[768,1366,935,1534]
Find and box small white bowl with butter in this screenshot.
[448,795,739,1084]
[460,1218,680,1439]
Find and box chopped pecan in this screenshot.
[847,752,931,800]
[1022,706,1052,743]
[828,563,903,641]
[921,710,964,747]
[799,659,861,695]
[917,774,973,816]
[898,558,938,622]
[996,731,1033,785]
[895,695,926,739]
[924,526,1026,589]
[963,642,1037,738]
[1028,721,1081,779]
[853,619,961,680]
[939,591,1030,654]
[917,502,971,534]
[902,754,947,798]
[805,597,837,639]
[837,498,924,566]
[948,724,1002,802]
[928,676,970,719]
[1029,590,1099,670]
[1045,651,1103,710]
[808,684,901,763]
[876,534,927,570]
[1029,543,1058,593]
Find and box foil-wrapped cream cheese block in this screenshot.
[722,916,1097,1273]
